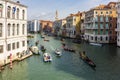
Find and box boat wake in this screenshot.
[50,46,55,51]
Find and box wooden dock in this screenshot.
[16,52,33,61]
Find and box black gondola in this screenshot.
[79,52,96,68]
[63,47,75,52]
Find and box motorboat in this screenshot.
[29,46,40,55]
[43,53,52,62]
[41,35,45,38]
[44,39,49,41]
[79,52,96,68]
[90,43,102,47]
[55,49,62,56]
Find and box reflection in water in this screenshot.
[0,34,120,80]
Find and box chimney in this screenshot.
[17,1,20,3]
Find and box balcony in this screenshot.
[92,26,98,29]
[85,26,92,29]
[115,28,120,31]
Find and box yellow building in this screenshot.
[66,12,81,38]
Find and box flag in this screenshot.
[13,7,16,14]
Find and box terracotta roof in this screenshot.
[66,12,81,18]
[40,20,53,23]
[107,2,117,6]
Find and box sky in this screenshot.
[18,0,117,21]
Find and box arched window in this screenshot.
[95,36,97,41]
[0,4,3,17]
[22,24,25,34]
[7,6,11,18]
[22,10,25,20]
[8,24,11,36]
[12,24,15,35]
[106,37,108,41]
[12,7,16,19]
[17,24,19,35]
[100,36,102,41]
[16,8,19,19]
[0,23,2,37]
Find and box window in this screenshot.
[17,42,19,48]
[106,16,108,21]
[100,30,103,35]
[0,4,3,17]
[22,24,25,35]
[0,45,3,53]
[22,10,25,20]
[110,17,112,21]
[106,23,109,29]
[8,24,11,36]
[7,6,11,18]
[100,23,103,29]
[95,11,97,14]
[100,37,102,41]
[17,8,19,19]
[106,11,108,14]
[91,36,93,40]
[12,43,15,50]
[95,36,97,41]
[106,30,108,34]
[7,44,11,51]
[110,23,112,28]
[12,7,16,19]
[74,19,76,22]
[22,41,25,47]
[100,16,103,21]
[12,24,15,35]
[106,37,108,41]
[17,24,19,35]
[109,36,112,40]
[110,11,112,14]
[0,23,2,37]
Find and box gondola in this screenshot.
[80,53,96,68]
[63,47,75,52]
[44,39,49,41]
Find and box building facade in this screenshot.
[59,19,67,37]
[0,0,27,65]
[84,2,117,43]
[116,0,120,46]
[66,12,81,38]
[40,20,53,33]
[81,12,85,35]
[53,19,66,37]
[27,20,40,33]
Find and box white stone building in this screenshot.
[0,0,27,65]
[116,0,120,46]
[28,20,40,33]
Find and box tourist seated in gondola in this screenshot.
[80,51,87,59]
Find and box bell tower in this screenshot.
[55,10,58,20]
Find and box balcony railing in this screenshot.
[115,28,120,31]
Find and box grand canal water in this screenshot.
[0,34,120,80]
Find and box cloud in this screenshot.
[28,12,55,21]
